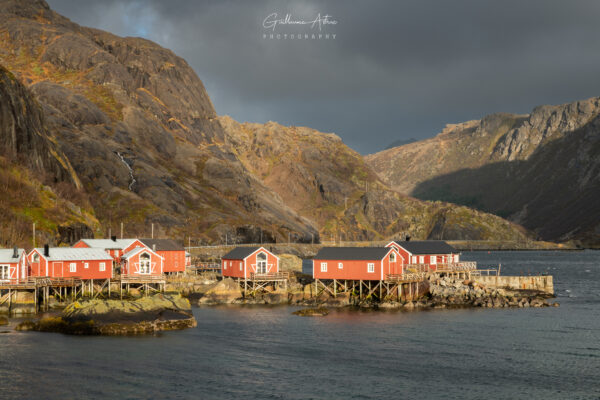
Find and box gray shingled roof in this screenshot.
[0,248,25,263]
[222,247,260,260]
[79,238,139,250]
[34,248,113,261]
[392,240,457,254]
[139,238,184,251]
[314,247,392,260]
[121,246,162,260]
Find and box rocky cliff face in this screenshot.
[218,117,532,241]
[0,0,535,244]
[366,98,600,245]
[0,65,97,247]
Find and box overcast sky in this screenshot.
[47,0,600,154]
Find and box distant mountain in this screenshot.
[384,138,417,150]
[366,101,600,246]
[0,0,535,245]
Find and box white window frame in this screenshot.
[84,262,89,269]
[338,262,343,269]
[431,256,437,265]
[240,263,242,271]
[69,263,76,273]
[0,265,9,280]
[454,254,459,262]
[419,256,424,264]
[411,256,417,264]
[33,253,39,262]
[367,263,375,273]
[99,262,106,272]
[229,261,232,267]
[321,262,327,272]
[390,253,396,262]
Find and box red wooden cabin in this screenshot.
[73,237,146,261]
[120,247,164,276]
[386,240,459,271]
[312,247,402,281]
[0,248,28,284]
[221,247,279,279]
[27,246,113,279]
[139,239,185,274]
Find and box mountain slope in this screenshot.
[0,65,98,247]
[217,117,532,242]
[366,99,600,245]
[0,0,536,245]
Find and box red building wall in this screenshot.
[222,258,245,278]
[122,250,163,276]
[0,254,27,284]
[158,250,186,273]
[27,250,112,279]
[313,249,401,280]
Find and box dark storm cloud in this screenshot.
[47,0,600,153]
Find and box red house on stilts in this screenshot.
[120,246,164,277]
[312,247,402,281]
[0,248,28,284]
[221,247,279,279]
[27,246,114,279]
[139,239,186,275]
[385,240,460,271]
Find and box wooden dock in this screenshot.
[239,272,290,296]
[117,275,166,298]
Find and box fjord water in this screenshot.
[1,251,599,399]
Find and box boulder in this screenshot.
[197,278,241,304]
[279,254,303,273]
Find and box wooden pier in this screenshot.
[117,275,166,298]
[187,263,221,275]
[239,272,289,296]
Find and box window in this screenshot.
[454,254,459,263]
[33,253,39,262]
[229,261,232,267]
[411,256,417,264]
[240,263,242,271]
[367,263,375,273]
[338,262,343,269]
[419,256,424,264]
[431,256,437,265]
[84,262,89,269]
[99,262,106,272]
[223,262,227,270]
[0,265,9,280]
[321,262,327,272]
[69,263,76,273]
[389,253,396,262]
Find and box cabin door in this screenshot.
[257,252,267,274]
[52,262,63,277]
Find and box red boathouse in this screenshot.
[221,247,279,279]
[120,247,164,276]
[312,247,402,281]
[386,240,459,271]
[139,239,186,274]
[0,248,28,284]
[27,246,113,279]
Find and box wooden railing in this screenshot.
[119,274,166,282]
[386,272,427,282]
[249,272,290,281]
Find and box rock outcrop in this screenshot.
[16,293,196,335]
[367,99,600,246]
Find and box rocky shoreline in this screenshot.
[16,294,197,335]
[179,273,557,311]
